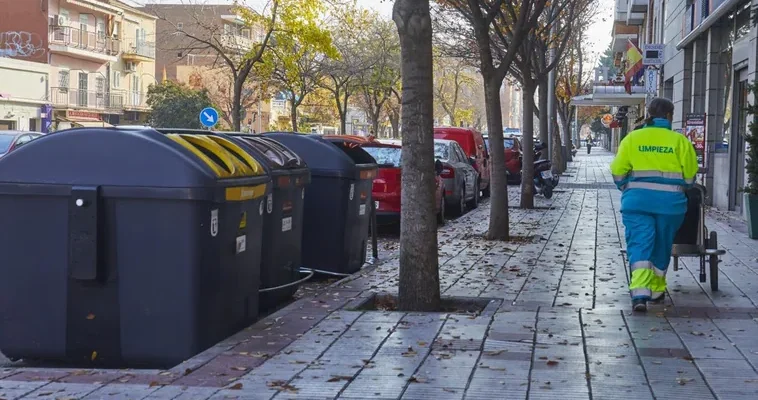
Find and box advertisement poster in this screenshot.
[685,113,706,167]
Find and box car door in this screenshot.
[452,143,476,199]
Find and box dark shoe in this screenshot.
[632,298,647,312]
[650,292,665,304]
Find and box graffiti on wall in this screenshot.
[0,31,45,58]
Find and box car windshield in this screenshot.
[363,146,401,167]
[0,135,14,153]
[434,143,449,160]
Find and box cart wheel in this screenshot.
[709,231,719,292]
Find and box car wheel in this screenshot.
[467,180,479,209]
[437,196,446,226]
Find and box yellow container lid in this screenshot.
[165,133,263,179]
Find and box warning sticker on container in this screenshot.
[282,216,292,232]
[359,204,366,215]
[236,235,246,254]
[349,184,355,200]
[266,193,273,214]
[210,209,219,237]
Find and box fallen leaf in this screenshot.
[184,368,193,376]
[326,375,354,382]
[91,351,97,361]
[485,350,505,356]
[231,366,247,371]
[228,383,243,390]
[86,313,95,320]
[546,360,559,366]
[408,376,427,383]
[691,331,705,336]
[148,381,162,388]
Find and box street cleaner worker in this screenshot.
[610,98,698,312]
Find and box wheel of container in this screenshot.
[709,231,719,292]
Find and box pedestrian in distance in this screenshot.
[610,97,699,312]
[586,137,592,154]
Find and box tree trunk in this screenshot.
[520,82,537,209]
[393,0,439,312]
[339,110,348,134]
[390,109,400,138]
[232,77,244,131]
[551,118,563,174]
[538,80,549,159]
[484,75,509,240]
[290,101,299,132]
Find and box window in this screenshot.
[58,70,70,89]
[434,143,450,160]
[113,71,121,88]
[363,146,401,167]
[453,144,467,162]
[97,17,105,37]
[96,76,105,97]
[14,135,32,148]
[78,72,89,107]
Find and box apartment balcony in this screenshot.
[124,91,149,110]
[50,87,125,111]
[49,25,119,63]
[219,34,253,53]
[122,40,156,62]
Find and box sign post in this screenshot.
[199,107,219,129]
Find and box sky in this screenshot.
[128,0,614,63]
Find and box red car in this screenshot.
[484,135,522,184]
[433,127,491,196]
[323,136,446,224]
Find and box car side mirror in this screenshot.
[435,159,443,175]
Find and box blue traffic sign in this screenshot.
[199,107,219,128]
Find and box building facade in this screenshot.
[0,0,157,130]
[0,58,51,131]
[598,0,758,219]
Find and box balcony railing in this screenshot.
[219,34,253,51]
[124,91,149,109]
[50,87,125,110]
[49,26,120,56]
[123,40,156,59]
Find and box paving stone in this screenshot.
[0,380,49,399]
[23,382,102,399]
[81,383,159,399]
[146,385,220,399]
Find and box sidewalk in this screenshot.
[3,149,758,399]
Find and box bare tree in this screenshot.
[509,1,579,208]
[434,0,552,240]
[394,0,440,312]
[146,1,278,131]
[433,55,477,126]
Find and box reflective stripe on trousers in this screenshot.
[629,261,667,300]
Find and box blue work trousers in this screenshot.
[622,211,685,300]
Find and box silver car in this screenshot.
[434,139,479,215]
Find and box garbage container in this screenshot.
[264,132,377,275]
[224,134,310,309]
[0,127,270,368]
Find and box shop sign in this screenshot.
[67,110,101,120]
[685,113,706,167]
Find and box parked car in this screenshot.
[0,131,42,158]
[434,138,479,215]
[323,135,446,224]
[483,134,522,184]
[433,127,491,197]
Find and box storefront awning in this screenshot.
[59,117,113,128]
[571,93,646,107]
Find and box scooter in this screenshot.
[533,142,556,199]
